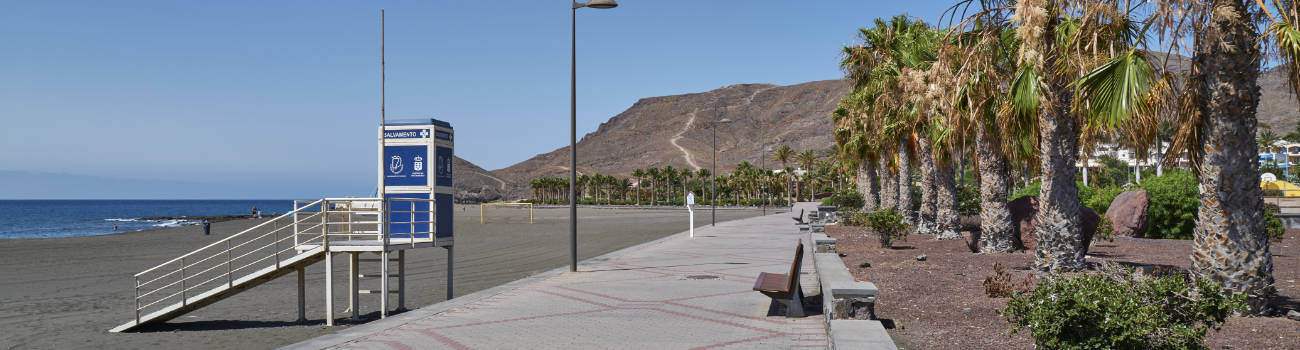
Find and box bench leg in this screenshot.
[786,291,806,317]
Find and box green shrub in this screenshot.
[957,184,980,216]
[1264,203,1286,242]
[1011,181,1042,201]
[826,189,865,209]
[841,210,867,226]
[865,208,910,248]
[1087,186,1127,214]
[1002,264,1244,350]
[1139,169,1199,239]
[1096,216,1115,242]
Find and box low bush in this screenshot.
[982,262,1034,298]
[1141,169,1199,239]
[1010,181,1042,201]
[957,184,980,216]
[1264,203,1286,242]
[1095,216,1115,242]
[825,189,865,209]
[865,208,909,248]
[1087,185,1126,214]
[1002,264,1244,349]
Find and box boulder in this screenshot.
[964,230,981,253]
[1008,196,1039,249]
[1104,190,1150,238]
[1009,196,1100,251]
[1080,206,1100,255]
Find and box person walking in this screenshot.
[252,206,259,219]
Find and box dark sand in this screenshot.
[0,205,771,350]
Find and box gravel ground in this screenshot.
[824,225,1300,350]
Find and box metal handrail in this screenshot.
[135,199,325,277]
[130,197,437,324]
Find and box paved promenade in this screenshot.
[286,203,824,350]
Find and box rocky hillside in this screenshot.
[452,156,507,203]
[484,80,850,200]
[451,62,1300,202]
[1151,52,1299,132]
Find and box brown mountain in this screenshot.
[1150,52,1300,132]
[485,80,850,200]
[453,61,1300,202]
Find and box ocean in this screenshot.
[0,200,294,239]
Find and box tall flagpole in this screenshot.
[379,10,386,200]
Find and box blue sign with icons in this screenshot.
[384,145,428,186]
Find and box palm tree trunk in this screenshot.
[917,137,938,235]
[878,156,897,211]
[935,155,961,240]
[977,123,1017,253]
[857,159,879,211]
[1032,84,1086,272]
[897,137,915,226]
[1190,0,1274,314]
[1031,45,1090,272]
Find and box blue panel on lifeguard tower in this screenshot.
[384,146,428,187]
[381,118,453,246]
[386,193,431,239]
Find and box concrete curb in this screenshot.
[279,213,773,350]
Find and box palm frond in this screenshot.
[1073,49,1156,130]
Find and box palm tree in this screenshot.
[662,166,677,204]
[646,167,660,205]
[696,168,711,204]
[1157,0,1286,314]
[1259,129,1282,154]
[772,145,795,204]
[679,168,693,204]
[935,9,1023,251]
[631,168,644,205]
[796,150,818,200]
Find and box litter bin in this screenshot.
[203,221,211,235]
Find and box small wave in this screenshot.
[151,219,199,228]
[105,218,140,222]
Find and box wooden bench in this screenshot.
[792,209,806,224]
[753,242,806,317]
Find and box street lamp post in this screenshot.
[711,118,731,226]
[570,0,617,273]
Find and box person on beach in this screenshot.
[252,206,259,219]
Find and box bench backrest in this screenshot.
[786,242,804,292]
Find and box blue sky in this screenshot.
[0,1,952,198]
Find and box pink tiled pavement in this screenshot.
[292,204,825,350]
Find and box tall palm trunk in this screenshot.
[897,137,915,225]
[935,154,961,240]
[857,159,880,211]
[917,137,938,235]
[1032,98,1085,271]
[977,123,1017,252]
[1190,0,1274,314]
[878,156,897,210]
[1033,42,1086,272]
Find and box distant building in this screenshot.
[1076,142,1185,168]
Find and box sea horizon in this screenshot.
[0,199,298,239]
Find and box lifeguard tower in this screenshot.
[111,119,454,332]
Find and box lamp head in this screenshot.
[574,0,618,9]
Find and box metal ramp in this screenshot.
[111,198,437,333]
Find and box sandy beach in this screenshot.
[0,204,771,350]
